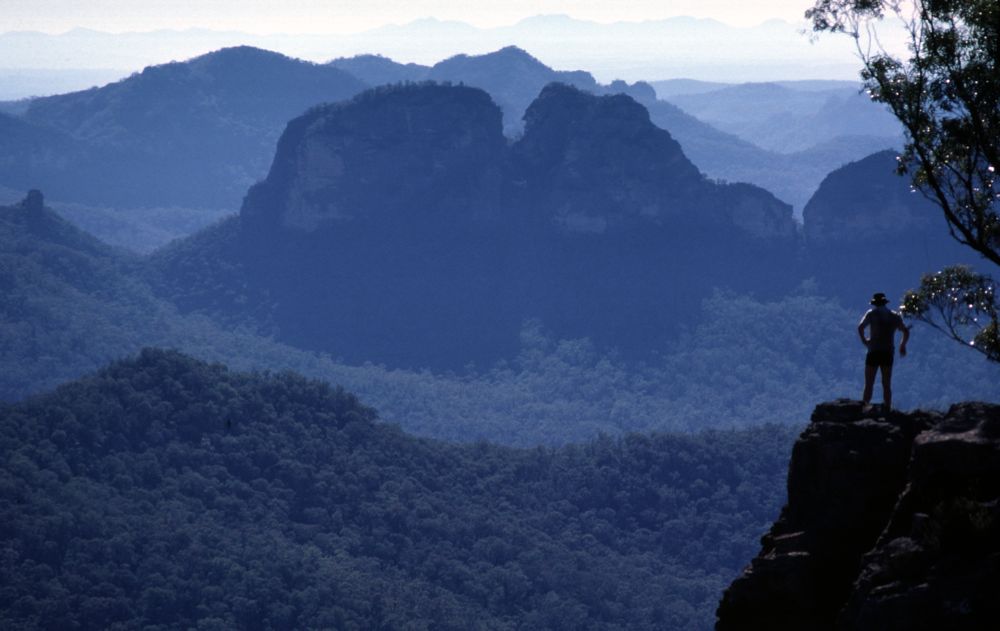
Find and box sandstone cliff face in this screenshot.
[716,399,1000,630]
[157,81,803,369]
[245,81,796,241]
[243,83,507,233]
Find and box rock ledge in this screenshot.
[716,399,1000,630]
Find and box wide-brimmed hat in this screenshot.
[870,292,889,305]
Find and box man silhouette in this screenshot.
[858,292,910,413]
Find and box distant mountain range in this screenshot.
[0,44,899,249]
[665,81,901,153]
[13,46,365,210]
[0,15,863,92]
[0,44,978,375]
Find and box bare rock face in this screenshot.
[242,83,507,233]
[716,400,1000,630]
[839,402,1000,630]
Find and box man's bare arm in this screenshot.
[898,320,910,357]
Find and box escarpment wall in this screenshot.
[716,399,1000,631]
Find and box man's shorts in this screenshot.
[865,349,894,367]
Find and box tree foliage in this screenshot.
[0,349,797,630]
[807,0,1000,359]
[902,264,999,360]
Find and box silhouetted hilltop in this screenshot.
[717,399,1000,630]
[427,46,599,135]
[515,83,794,238]
[803,150,978,300]
[27,46,364,144]
[804,150,941,243]
[333,47,612,137]
[327,53,430,86]
[0,44,899,233]
[0,348,793,630]
[514,83,700,227]
[243,82,506,233]
[150,82,801,369]
[16,46,366,208]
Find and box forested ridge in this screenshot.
[3,194,997,448]
[1,349,796,630]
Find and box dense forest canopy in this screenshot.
[3,192,996,446]
[0,349,797,630]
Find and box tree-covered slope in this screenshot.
[12,46,367,210]
[4,186,994,443]
[3,169,996,448]
[0,349,796,630]
[0,190,165,397]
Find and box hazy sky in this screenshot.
[3,0,817,33]
[0,0,880,93]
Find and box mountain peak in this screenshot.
[530,81,648,116]
[186,45,305,72]
[432,45,549,74]
[243,82,505,233]
[493,45,538,58]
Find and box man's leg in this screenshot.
[881,364,893,411]
[862,364,877,405]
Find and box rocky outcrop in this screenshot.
[154,82,802,369]
[802,150,979,302]
[716,399,1000,630]
[803,151,941,245]
[245,81,796,240]
[513,83,704,232]
[427,46,599,136]
[242,83,507,233]
[513,83,795,239]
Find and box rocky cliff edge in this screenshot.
[716,399,1000,630]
